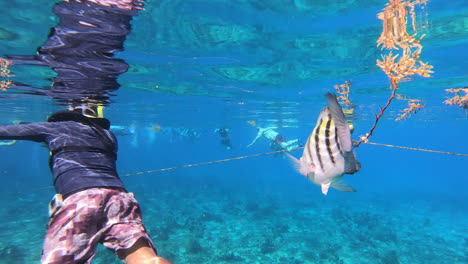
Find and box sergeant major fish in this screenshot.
[287,93,361,195]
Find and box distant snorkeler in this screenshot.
[215,127,233,150]
[287,93,361,195]
[247,125,300,152]
[166,127,200,143]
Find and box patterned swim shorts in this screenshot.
[41,188,156,264]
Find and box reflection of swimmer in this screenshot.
[215,127,233,150]
[247,126,300,151]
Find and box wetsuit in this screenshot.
[0,112,125,197]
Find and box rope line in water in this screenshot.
[363,142,468,157]
[6,142,466,194]
[120,141,467,177]
[121,142,468,177]
[120,148,298,177]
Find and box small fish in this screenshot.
[287,93,361,195]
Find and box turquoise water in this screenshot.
[0,0,467,263]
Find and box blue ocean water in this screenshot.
[0,0,467,263]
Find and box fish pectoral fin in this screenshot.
[306,172,315,181]
[321,182,331,195]
[330,180,356,192]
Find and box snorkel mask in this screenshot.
[68,103,104,118]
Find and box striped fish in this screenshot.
[287,93,361,195]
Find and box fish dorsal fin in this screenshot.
[331,180,356,192]
[315,107,331,127]
[325,93,352,152]
[321,182,331,195]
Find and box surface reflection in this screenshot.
[5,0,141,106]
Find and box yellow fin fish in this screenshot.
[287,93,361,195]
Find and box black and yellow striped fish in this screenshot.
[287,93,360,195]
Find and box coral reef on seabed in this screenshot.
[129,181,466,264]
[0,176,466,264]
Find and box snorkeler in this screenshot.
[247,125,300,151]
[215,127,233,150]
[0,104,172,264]
[0,0,172,263]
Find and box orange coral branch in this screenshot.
[0,58,13,92]
[334,80,352,107]
[444,88,468,109]
[355,0,432,147]
[334,81,355,132]
[0,57,12,78]
[376,0,433,82]
[396,99,425,120]
[0,80,12,92]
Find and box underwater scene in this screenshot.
[0,0,467,263]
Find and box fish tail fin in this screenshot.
[331,180,356,192]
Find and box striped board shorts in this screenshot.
[41,188,156,264]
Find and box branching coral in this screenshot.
[0,80,12,92]
[396,99,425,120]
[355,0,432,146]
[376,0,433,82]
[334,81,355,131]
[0,58,11,78]
[377,0,428,49]
[334,80,352,107]
[0,58,13,92]
[444,88,468,109]
[377,52,433,82]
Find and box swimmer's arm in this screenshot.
[0,122,53,142]
[247,129,264,147]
